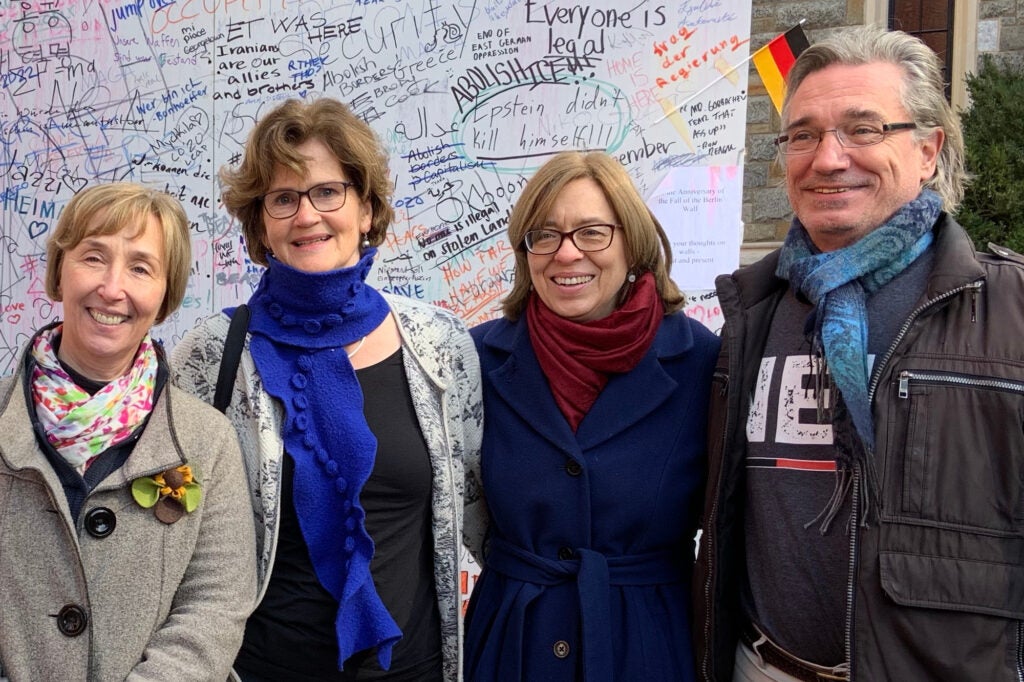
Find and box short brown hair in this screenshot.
[220,98,394,266]
[502,151,684,321]
[46,182,191,323]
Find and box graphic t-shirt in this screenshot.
[743,248,932,665]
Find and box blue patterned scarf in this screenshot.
[776,189,942,526]
[246,249,401,670]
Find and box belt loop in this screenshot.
[749,631,769,670]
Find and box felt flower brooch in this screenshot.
[132,464,202,524]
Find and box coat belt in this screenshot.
[487,536,683,681]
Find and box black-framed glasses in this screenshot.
[522,224,619,255]
[262,181,355,219]
[774,121,917,155]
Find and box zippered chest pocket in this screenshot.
[886,368,1024,534]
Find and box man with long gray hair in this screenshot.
[695,24,1024,681]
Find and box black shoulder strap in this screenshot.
[213,304,250,414]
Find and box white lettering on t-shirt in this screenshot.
[776,355,832,445]
[746,356,775,442]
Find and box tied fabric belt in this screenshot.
[487,537,683,682]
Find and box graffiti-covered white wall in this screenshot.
[1,0,750,373]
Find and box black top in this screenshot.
[236,349,442,681]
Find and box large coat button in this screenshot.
[558,546,574,561]
[552,640,571,658]
[565,460,582,476]
[84,507,116,538]
[57,604,88,637]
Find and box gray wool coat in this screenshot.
[0,348,257,682]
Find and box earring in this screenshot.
[361,235,370,248]
[627,272,637,283]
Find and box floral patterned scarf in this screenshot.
[31,324,159,473]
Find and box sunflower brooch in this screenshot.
[132,464,202,524]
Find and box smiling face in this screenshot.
[527,177,629,323]
[783,62,942,252]
[57,213,167,381]
[261,138,372,272]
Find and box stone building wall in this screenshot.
[740,0,1024,252]
[978,0,1024,70]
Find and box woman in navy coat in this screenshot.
[464,151,720,681]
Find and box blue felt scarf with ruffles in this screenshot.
[776,189,942,526]
[245,249,400,670]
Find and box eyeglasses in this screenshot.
[522,224,619,255]
[262,181,355,219]
[774,121,917,155]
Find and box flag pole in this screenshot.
[652,19,807,126]
[651,53,758,125]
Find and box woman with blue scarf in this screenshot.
[172,98,483,681]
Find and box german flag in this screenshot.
[751,24,811,114]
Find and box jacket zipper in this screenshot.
[844,469,859,679]
[701,369,730,681]
[867,280,983,405]
[898,370,1024,398]
[1017,620,1024,682]
[851,279,984,680]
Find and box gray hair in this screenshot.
[782,25,966,211]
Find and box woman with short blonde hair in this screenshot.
[0,181,256,680]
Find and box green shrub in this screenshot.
[957,55,1024,252]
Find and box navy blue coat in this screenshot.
[465,311,720,682]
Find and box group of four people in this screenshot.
[3,25,1023,682]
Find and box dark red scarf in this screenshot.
[526,272,663,432]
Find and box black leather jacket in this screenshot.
[695,214,1024,681]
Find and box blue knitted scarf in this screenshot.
[776,189,942,527]
[246,249,400,670]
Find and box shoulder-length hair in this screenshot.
[502,151,684,321]
[783,25,967,212]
